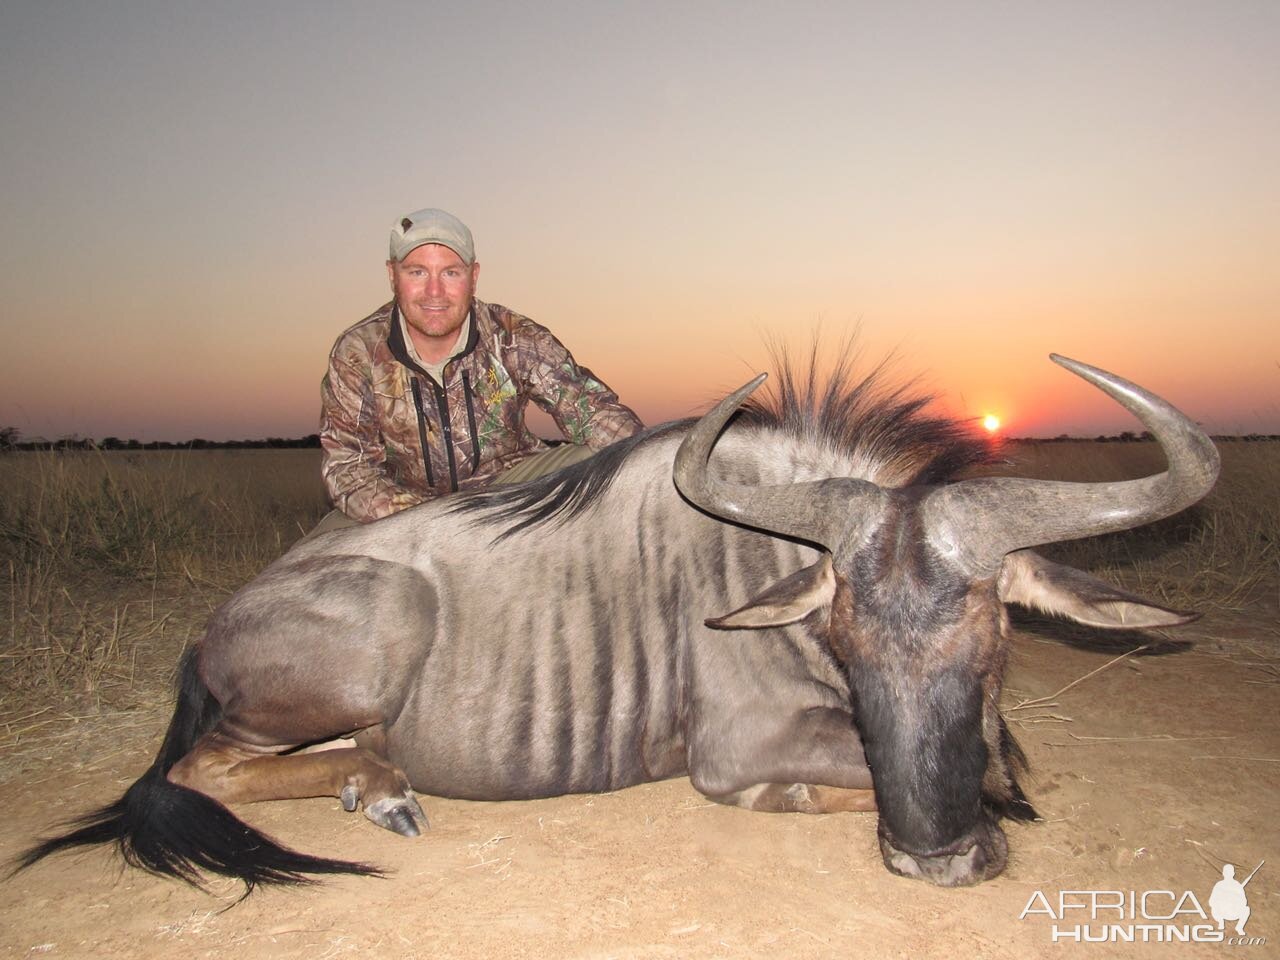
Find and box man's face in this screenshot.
[387,243,480,347]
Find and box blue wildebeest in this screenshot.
[17,353,1218,890]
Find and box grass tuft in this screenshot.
[1,449,327,713]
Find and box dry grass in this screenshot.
[0,449,327,728]
[0,442,1276,744]
[0,449,327,580]
[987,440,1280,612]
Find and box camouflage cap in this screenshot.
[389,208,475,264]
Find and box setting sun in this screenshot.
[982,414,1001,433]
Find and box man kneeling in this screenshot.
[315,207,642,533]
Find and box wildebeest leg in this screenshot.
[688,705,876,812]
[176,556,439,835]
[710,782,877,813]
[295,725,385,756]
[168,729,428,836]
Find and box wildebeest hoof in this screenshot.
[364,794,429,836]
[340,784,359,812]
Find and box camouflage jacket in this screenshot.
[320,299,643,521]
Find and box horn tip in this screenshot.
[730,372,768,401]
[1049,353,1109,383]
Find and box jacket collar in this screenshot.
[388,300,483,381]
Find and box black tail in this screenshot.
[11,647,380,894]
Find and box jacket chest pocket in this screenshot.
[467,362,519,444]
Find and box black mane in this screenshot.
[452,345,990,542]
[736,343,990,486]
[448,420,692,541]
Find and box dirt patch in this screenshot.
[1,612,1275,960]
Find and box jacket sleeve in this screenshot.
[319,350,427,522]
[521,324,644,447]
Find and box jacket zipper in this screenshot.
[409,378,437,489]
[431,380,460,492]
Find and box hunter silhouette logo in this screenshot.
[1019,857,1267,945]
[1210,860,1263,936]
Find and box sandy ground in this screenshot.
[1,611,1276,960]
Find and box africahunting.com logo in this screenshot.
[1019,859,1265,945]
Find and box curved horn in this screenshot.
[923,355,1220,576]
[673,374,884,551]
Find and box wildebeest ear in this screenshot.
[706,555,836,630]
[997,549,1199,628]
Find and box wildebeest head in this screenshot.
[673,355,1219,886]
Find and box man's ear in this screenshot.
[997,549,1198,629]
[706,555,836,630]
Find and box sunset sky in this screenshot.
[2,1,1277,441]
